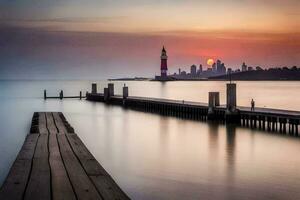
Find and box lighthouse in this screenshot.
[160,46,168,77]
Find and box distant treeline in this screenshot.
[209,66,300,80]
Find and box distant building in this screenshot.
[190,65,197,76]
[179,68,181,75]
[221,63,226,73]
[256,66,263,71]
[160,46,168,77]
[242,62,247,72]
[198,64,203,74]
[216,60,222,72]
[213,59,226,75]
[227,68,232,74]
[212,63,216,72]
[248,66,253,71]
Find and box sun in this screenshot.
[207,58,214,66]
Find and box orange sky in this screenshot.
[1,0,299,33]
[0,0,299,78]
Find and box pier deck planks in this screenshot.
[0,112,130,200]
[57,133,102,200]
[53,112,68,134]
[49,133,76,200]
[88,93,300,119]
[0,134,38,200]
[24,133,51,200]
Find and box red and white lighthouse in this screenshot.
[160,46,168,77]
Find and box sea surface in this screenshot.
[1,80,300,200]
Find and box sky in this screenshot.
[0,0,299,79]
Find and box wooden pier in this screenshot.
[0,112,130,200]
[44,90,85,100]
[86,83,300,136]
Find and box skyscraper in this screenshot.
[190,64,197,76]
[216,60,222,72]
[212,63,216,72]
[242,62,247,72]
[198,64,203,74]
[215,59,226,74]
[160,46,168,77]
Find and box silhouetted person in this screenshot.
[251,99,255,111]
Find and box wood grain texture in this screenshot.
[49,133,76,200]
[91,176,130,200]
[24,133,51,200]
[0,134,39,200]
[66,134,108,176]
[66,134,130,200]
[57,133,102,200]
[1,112,130,200]
[53,112,68,134]
[46,113,58,134]
[38,112,48,134]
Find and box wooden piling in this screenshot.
[85,92,300,136]
[59,90,64,100]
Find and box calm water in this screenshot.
[1,80,300,199]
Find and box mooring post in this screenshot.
[80,91,82,100]
[123,84,128,99]
[225,83,240,123]
[92,83,97,94]
[208,92,220,120]
[295,120,299,136]
[123,84,129,106]
[44,90,47,100]
[60,90,64,100]
[104,88,109,101]
[108,83,114,97]
[226,83,236,110]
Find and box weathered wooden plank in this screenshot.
[0,134,39,200]
[90,176,130,200]
[53,112,68,134]
[38,112,48,134]
[66,134,130,200]
[66,134,108,176]
[24,134,51,200]
[57,133,102,200]
[0,160,32,200]
[2,112,129,200]
[17,134,39,160]
[49,133,76,200]
[30,113,39,133]
[58,112,75,133]
[46,112,58,134]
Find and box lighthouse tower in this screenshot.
[160,46,168,77]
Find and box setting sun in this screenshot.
[207,58,214,66]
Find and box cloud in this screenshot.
[0,16,128,23]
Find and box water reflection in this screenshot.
[208,122,219,160]
[158,116,170,154]
[2,81,300,200]
[225,124,236,192]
